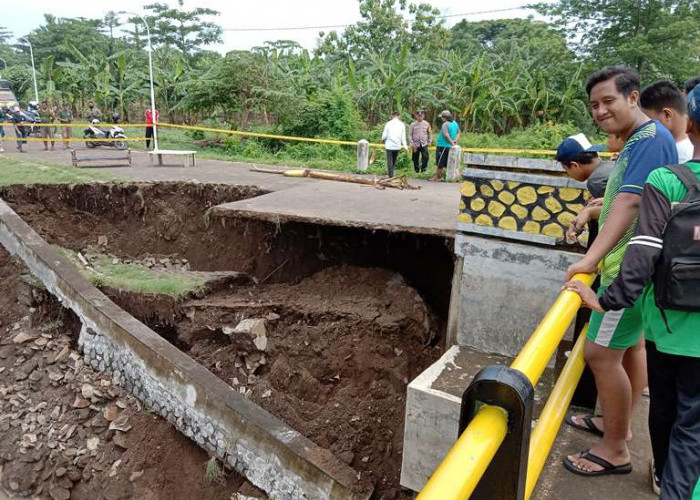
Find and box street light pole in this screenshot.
[19,38,39,103]
[124,12,158,151]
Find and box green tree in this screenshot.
[143,0,222,54]
[536,0,700,83]
[22,15,109,64]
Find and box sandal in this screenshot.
[565,414,604,438]
[563,449,632,477]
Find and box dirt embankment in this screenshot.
[182,265,441,499]
[0,248,264,500]
[1,182,455,499]
[0,182,454,316]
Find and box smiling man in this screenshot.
[563,66,677,479]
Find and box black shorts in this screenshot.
[436,146,450,168]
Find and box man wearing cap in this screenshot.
[381,111,407,177]
[431,110,460,181]
[408,110,431,173]
[556,133,613,242]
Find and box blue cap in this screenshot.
[556,133,606,163]
[689,86,700,125]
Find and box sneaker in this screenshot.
[651,460,661,495]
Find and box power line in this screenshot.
[222,6,531,32]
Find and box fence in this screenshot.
[418,272,596,500]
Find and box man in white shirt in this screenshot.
[381,111,407,177]
[641,81,694,163]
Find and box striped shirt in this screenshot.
[598,120,677,285]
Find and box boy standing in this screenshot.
[563,66,677,478]
[566,86,700,500]
[641,81,694,163]
[555,133,612,241]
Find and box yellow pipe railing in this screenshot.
[417,405,509,500]
[510,273,595,386]
[525,325,588,500]
[417,272,595,500]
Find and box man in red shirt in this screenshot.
[145,108,159,149]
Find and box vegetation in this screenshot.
[203,457,225,485]
[0,156,121,186]
[1,0,698,155]
[57,247,207,296]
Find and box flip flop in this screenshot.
[565,414,604,438]
[563,449,632,477]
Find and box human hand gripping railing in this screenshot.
[416,272,596,500]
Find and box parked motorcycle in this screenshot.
[83,120,127,149]
[22,101,42,137]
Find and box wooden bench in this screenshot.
[71,149,132,168]
[148,149,197,168]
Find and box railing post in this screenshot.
[446,145,462,180]
[460,365,534,500]
[357,139,369,171]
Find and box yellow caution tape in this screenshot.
[0,121,613,157]
[157,122,366,147]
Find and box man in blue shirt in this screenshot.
[430,110,459,181]
[564,66,677,479]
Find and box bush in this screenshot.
[282,89,364,141]
[461,121,594,151]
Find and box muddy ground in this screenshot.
[0,248,265,500]
[0,182,454,499]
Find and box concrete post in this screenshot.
[357,139,369,171]
[446,145,462,181]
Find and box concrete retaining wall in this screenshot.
[454,233,580,358]
[0,198,370,500]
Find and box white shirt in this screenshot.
[676,137,694,163]
[381,118,407,150]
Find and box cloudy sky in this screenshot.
[4,0,542,52]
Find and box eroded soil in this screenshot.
[0,182,453,499]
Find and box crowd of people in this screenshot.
[552,67,700,500]
[0,101,158,152]
[380,108,460,180]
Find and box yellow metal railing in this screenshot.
[417,272,595,500]
[525,325,588,500]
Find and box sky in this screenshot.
[3,0,543,52]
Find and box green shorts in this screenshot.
[586,284,644,349]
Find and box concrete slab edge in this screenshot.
[462,168,587,189]
[455,223,559,247]
[0,198,371,500]
[463,153,561,173]
[211,204,455,238]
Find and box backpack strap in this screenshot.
[666,164,700,192]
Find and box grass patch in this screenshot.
[0,155,121,186]
[204,457,225,485]
[57,247,206,296]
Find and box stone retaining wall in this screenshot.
[0,198,370,500]
[459,156,589,245]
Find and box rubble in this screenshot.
[223,318,268,352]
